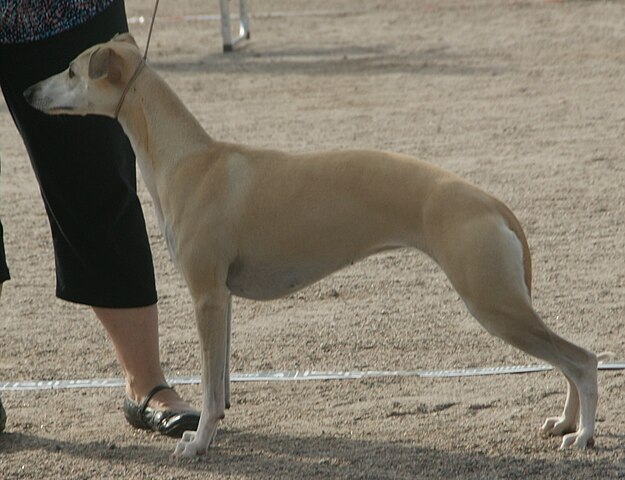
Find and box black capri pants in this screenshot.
[0,0,157,308]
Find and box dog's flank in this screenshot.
[24,33,600,456]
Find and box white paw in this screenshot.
[559,430,594,450]
[173,431,202,457]
[541,416,576,437]
[172,428,218,457]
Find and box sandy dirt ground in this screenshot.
[1,0,625,478]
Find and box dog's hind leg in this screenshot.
[469,303,598,449]
[174,288,230,457]
[430,211,598,449]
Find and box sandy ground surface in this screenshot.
[2,0,625,478]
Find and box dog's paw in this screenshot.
[173,431,205,457]
[172,428,218,457]
[559,430,595,450]
[541,416,576,437]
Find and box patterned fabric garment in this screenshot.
[0,0,115,44]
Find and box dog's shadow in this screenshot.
[2,428,624,478]
[150,42,506,78]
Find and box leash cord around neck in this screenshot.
[113,0,160,119]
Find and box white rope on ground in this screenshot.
[1,362,623,392]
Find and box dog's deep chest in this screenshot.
[225,258,312,300]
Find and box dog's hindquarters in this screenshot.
[422,179,598,448]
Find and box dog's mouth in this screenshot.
[26,101,75,115]
[45,105,76,113]
[23,84,77,114]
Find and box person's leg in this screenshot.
[0,1,155,307]
[0,217,8,432]
[0,394,6,433]
[0,220,10,285]
[0,0,197,431]
[94,305,192,411]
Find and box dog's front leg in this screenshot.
[174,290,229,457]
[225,296,232,410]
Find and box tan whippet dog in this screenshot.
[24,34,600,456]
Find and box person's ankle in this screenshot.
[125,376,168,403]
[125,380,195,411]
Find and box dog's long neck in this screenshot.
[116,63,213,199]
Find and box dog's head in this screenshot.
[23,33,143,117]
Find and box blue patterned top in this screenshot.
[0,0,115,44]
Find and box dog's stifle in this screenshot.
[24,34,600,456]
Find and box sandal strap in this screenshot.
[138,384,174,416]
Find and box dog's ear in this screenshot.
[112,33,138,46]
[88,47,123,83]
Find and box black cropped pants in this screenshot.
[0,0,157,307]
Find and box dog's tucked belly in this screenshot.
[226,258,339,300]
[226,255,369,300]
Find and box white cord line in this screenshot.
[1,362,623,392]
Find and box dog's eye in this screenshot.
[68,68,75,79]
